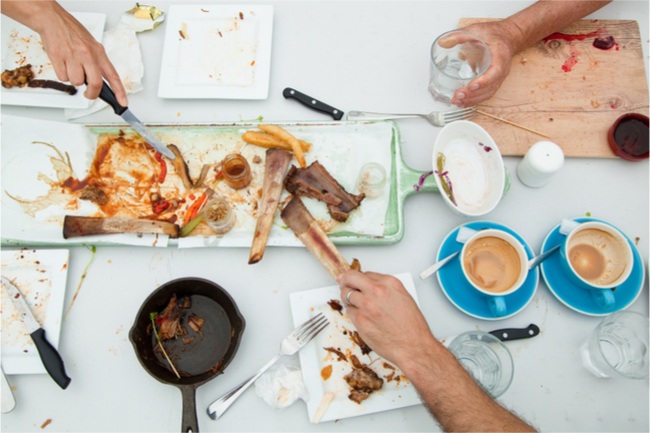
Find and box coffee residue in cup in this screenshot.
[463,236,521,293]
[568,228,628,286]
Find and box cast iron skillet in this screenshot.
[130,277,245,432]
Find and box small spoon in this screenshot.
[419,251,459,280]
[419,226,476,280]
[527,245,560,270]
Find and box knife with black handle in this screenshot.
[1,277,71,389]
[489,324,540,341]
[283,87,344,120]
[96,80,176,159]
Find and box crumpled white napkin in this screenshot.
[64,22,143,120]
[254,364,308,410]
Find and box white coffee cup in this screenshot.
[460,229,528,317]
[560,220,634,310]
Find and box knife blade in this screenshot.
[283,87,344,120]
[97,80,176,159]
[1,277,71,390]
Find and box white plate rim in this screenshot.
[157,4,274,99]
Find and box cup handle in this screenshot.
[488,296,507,317]
[590,289,616,310]
[456,226,477,244]
[559,218,580,235]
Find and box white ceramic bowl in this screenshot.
[432,120,505,216]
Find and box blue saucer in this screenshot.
[540,218,645,316]
[436,221,539,320]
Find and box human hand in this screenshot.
[337,271,434,367]
[36,3,128,105]
[448,21,520,107]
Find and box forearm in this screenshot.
[503,0,612,53]
[399,337,536,432]
[1,0,61,33]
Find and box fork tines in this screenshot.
[296,312,329,341]
[444,106,477,122]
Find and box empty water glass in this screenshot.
[448,330,514,398]
[429,30,491,103]
[580,311,649,379]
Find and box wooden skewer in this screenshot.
[476,109,551,139]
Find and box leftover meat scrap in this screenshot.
[284,161,365,222]
[327,299,343,315]
[1,64,34,88]
[344,355,384,404]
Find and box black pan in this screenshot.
[129,277,245,432]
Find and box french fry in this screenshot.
[258,124,306,167]
[241,131,311,152]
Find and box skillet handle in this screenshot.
[180,386,199,433]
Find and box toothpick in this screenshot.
[476,109,551,139]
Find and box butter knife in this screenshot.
[1,277,71,389]
[97,80,176,159]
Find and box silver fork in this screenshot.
[207,313,329,420]
[346,106,476,126]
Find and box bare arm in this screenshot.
[1,0,127,105]
[452,0,612,107]
[337,271,536,432]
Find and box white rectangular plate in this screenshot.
[158,4,273,99]
[0,12,106,108]
[289,273,422,423]
[1,249,70,374]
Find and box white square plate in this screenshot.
[0,12,106,108]
[158,4,273,99]
[1,249,70,374]
[289,273,422,423]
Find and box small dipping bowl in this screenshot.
[204,196,236,234]
[608,113,649,161]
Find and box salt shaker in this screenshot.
[517,141,564,187]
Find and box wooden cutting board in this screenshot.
[459,18,649,158]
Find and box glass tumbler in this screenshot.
[580,311,649,379]
[448,330,514,398]
[429,29,491,103]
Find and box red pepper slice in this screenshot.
[154,151,167,183]
[152,198,171,214]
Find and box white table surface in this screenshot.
[1,1,648,432]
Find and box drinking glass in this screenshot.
[429,30,491,103]
[580,311,649,379]
[448,331,514,397]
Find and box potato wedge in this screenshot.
[242,131,311,152]
[258,124,306,167]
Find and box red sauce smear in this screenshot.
[543,30,601,43]
[562,50,580,72]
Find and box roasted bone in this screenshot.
[63,216,179,238]
[280,195,351,278]
[284,161,365,222]
[249,148,292,264]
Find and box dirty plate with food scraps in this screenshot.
[289,273,421,423]
[0,115,398,247]
[158,4,273,99]
[432,120,506,217]
[0,12,106,108]
[0,249,70,375]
